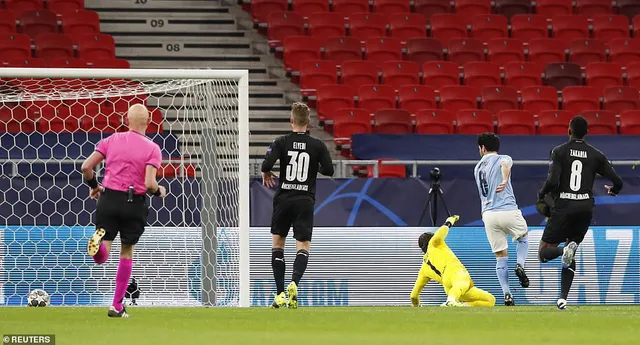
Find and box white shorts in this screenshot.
[482,209,528,253]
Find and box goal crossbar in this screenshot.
[0,68,251,307]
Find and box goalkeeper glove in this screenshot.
[444,215,460,227]
[536,195,554,218]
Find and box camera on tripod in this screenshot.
[419,167,451,227]
[429,167,441,185]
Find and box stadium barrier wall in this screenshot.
[1,226,638,306]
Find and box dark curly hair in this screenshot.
[418,232,434,253]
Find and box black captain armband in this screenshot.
[85,176,98,189]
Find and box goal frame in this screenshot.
[0,68,251,308]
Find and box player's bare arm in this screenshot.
[495,158,512,193]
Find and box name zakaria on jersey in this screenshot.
[261,132,334,200]
[539,139,623,207]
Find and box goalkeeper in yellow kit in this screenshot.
[410,215,496,307]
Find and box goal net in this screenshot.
[0,68,250,307]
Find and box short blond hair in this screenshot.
[291,102,310,126]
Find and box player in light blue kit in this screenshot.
[474,133,530,306]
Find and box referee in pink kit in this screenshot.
[81,103,167,318]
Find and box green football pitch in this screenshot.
[1,306,639,345]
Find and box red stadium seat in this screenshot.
[608,39,640,67]
[577,110,617,134]
[398,85,437,114]
[470,15,508,42]
[415,109,455,134]
[487,38,525,65]
[456,109,493,134]
[47,0,85,14]
[333,0,369,16]
[381,60,420,90]
[551,15,590,41]
[454,0,491,17]
[308,12,346,40]
[591,15,629,42]
[0,104,36,133]
[422,61,460,88]
[405,38,443,65]
[576,0,613,17]
[283,36,322,72]
[389,13,426,42]
[545,62,583,90]
[333,108,372,147]
[292,0,329,17]
[348,13,387,41]
[415,0,450,19]
[299,60,338,97]
[316,84,356,123]
[34,33,73,59]
[619,0,640,20]
[0,10,17,34]
[536,0,572,17]
[494,0,532,20]
[510,15,548,43]
[585,62,623,91]
[325,36,363,63]
[538,110,573,134]
[528,39,567,67]
[0,34,31,60]
[358,84,396,113]
[374,109,412,134]
[341,60,379,88]
[367,159,407,178]
[482,86,519,115]
[463,62,501,90]
[625,62,640,88]
[504,62,543,89]
[373,0,410,15]
[47,57,87,68]
[497,110,536,134]
[521,86,559,113]
[602,86,640,113]
[448,38,484,65]
[88,58,130,68]
[61,10,100,36]
[267,12,305,48]
[440,85,479,113]
[364,37,402,64]
[19,10,58,39]
[561,86,601,112]
[5,0,44,16]
[430,14,468,45]
[76,34,116,60]
[633,16,640,38]
[37,117,79,133]
[251,0,288,24]
[619,110,640,134]
[569,39,607,66]
[1,57,46,67]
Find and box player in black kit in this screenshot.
[261,102,334,309]
[537,116,623,310]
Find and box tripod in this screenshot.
[418,179,452,227]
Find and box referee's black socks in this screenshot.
[271,248,285,294]
[292,249,309,286]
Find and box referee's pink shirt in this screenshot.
[95,131,162,195]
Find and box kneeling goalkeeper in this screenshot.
[410,215,496,307]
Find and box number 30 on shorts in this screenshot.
[570,160,582,191]
[286,151,310,182]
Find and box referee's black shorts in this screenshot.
[542,207,593,245]
[271,197,314,242]
[95,188,149,245]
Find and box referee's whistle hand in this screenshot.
[89,186,104,200]
[158,185,167,198]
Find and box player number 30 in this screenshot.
[570,160,583,192]
[286,151,310,182]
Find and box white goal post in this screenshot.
[0,68,250,307]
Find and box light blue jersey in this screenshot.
[474,153,519,214]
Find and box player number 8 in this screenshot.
[286,151,310,182]
[570,160,582,192]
